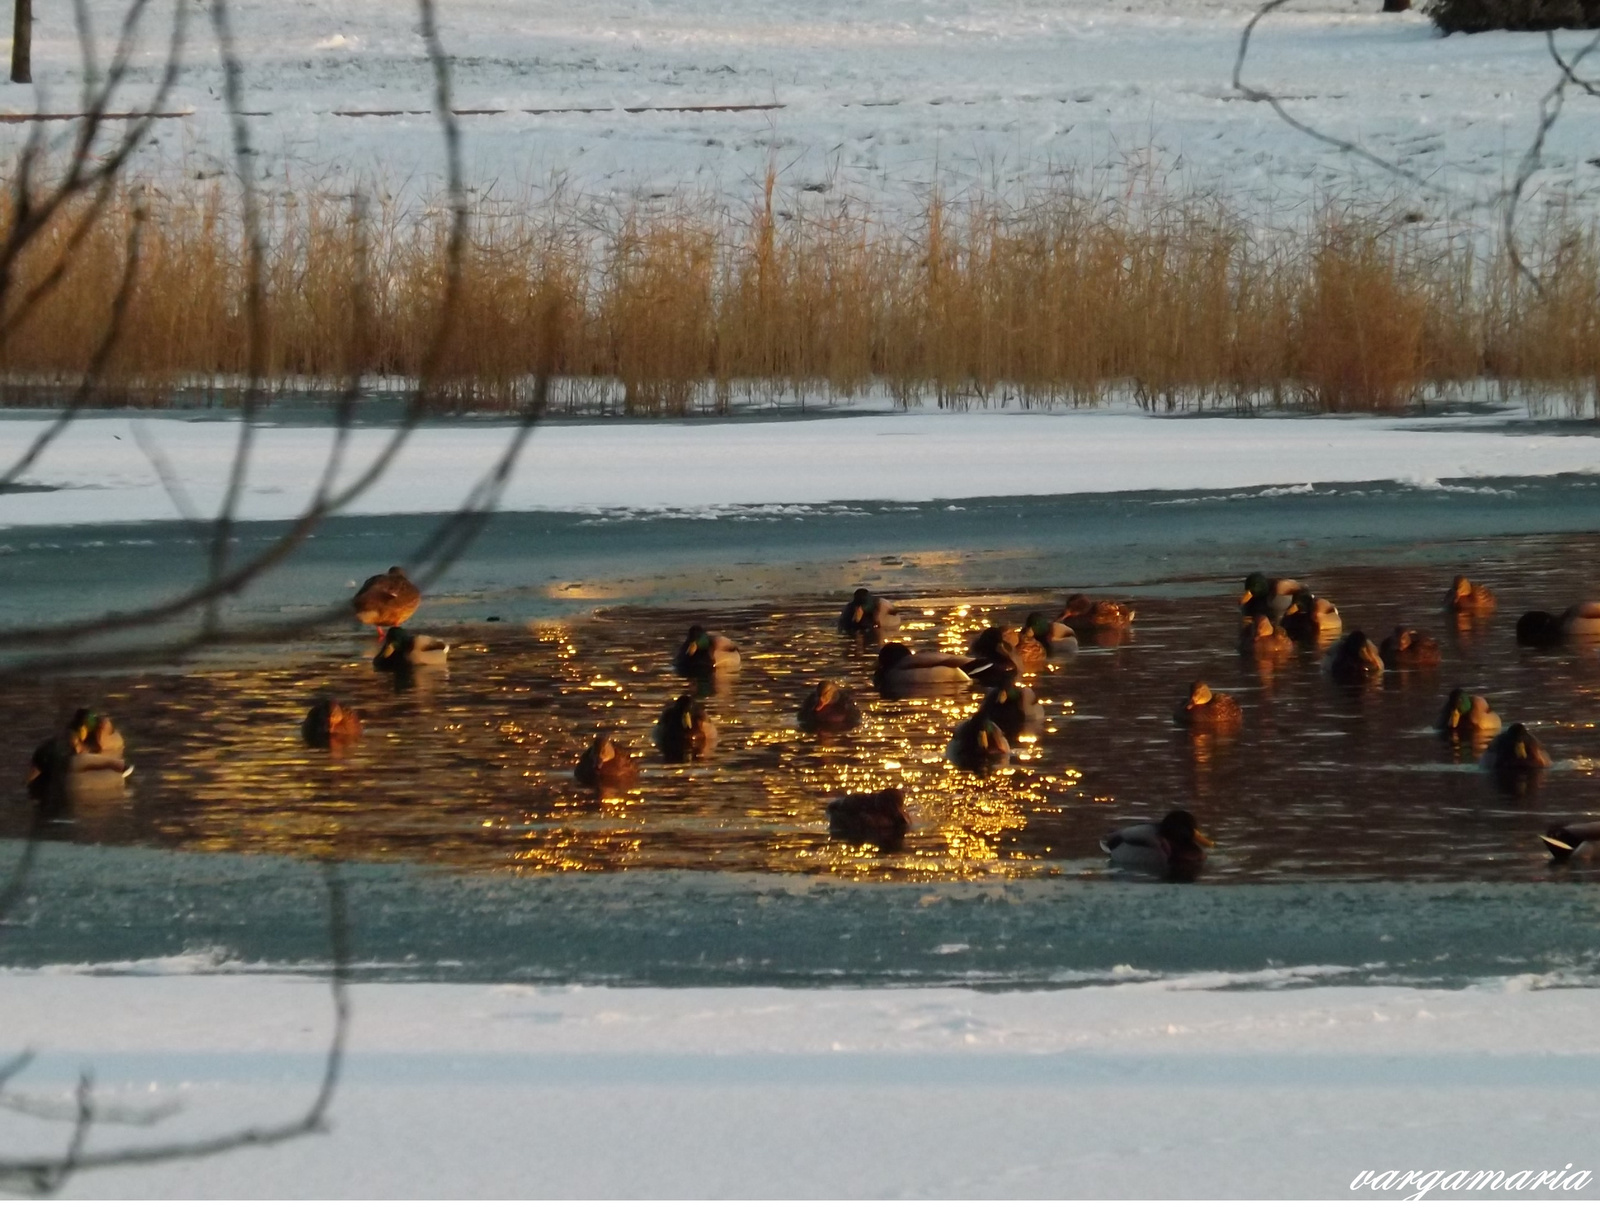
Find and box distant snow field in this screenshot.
[2,407,1597,526]
[5,973,1600,1198]
[8,0,1600,213]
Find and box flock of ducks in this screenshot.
[22,567,1600,879]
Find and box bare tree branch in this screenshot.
[0,864,350,1190]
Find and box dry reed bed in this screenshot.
[4,175,1600,414]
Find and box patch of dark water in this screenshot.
[5,536,1600,882]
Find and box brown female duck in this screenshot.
[1173,682,1243,731]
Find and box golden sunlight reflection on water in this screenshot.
[8,538,1600,882]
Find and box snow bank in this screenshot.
[3,974,1597,1197]
[4,409,1600,527]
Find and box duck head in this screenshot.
[1503,723,1551,769]
[1441,687,1475,730]
[1063,593,1094,616]
[1342,631,1385,674]
[1186,682,1214,707]
[875,642,914,675]
[1023,611,1054,640]
[1241,572,1271,606]
[1159,809,1214,850]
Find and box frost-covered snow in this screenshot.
[7,0,1600,215]
[2,407,1598,526]
[4,973,1599,1197]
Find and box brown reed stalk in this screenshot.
[2,172,1600,414]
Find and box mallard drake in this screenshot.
[1323,630,1384,682]
[1445,575,1496,613]
[977,678,1045,744]
[1101,809,1214,880]
[946,713,1011,774]
[1562,602,1600,637]
[1060,593,1136,629]
[838,588,900,635]
[373,626,449,670]
[1379,626,1441,669]
[1516,610,1565,647]
[654,693,717,761]
[1539,819,1600,862]
[797,680,862,733]
[1481,722,1551,777]
[27,709,130,803]
[673,625,742,676]
[874,642,983,697]
[1238,615,1294,657]
[1173,681,1243,730]
[353,566,421,636]
[302,698,363,749]
[574,732,640,791]
[1022,611,1078,657]
[1281,591,1342,643]
[826,787,910,847]
[1241,573,1304,619]
[1436,687,1502,738]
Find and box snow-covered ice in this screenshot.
[7,0,1600,215]
[4,407,1599,526]
[3,973,1599,1198]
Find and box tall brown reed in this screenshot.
[1,174,1596,414]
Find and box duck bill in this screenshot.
[1238,591,1252,606]
[1194,830,1216,848]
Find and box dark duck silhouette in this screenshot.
[825,787,910,848]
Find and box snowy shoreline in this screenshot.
[6,407,1600,527]
[4,974,1598,1197]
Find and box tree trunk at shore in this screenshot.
[11,0,30,84]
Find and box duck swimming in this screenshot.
[574,732,640,791]
[797,680,863,733]
[1241,573,1304,619]
[875,642,984,697]
[1379,627,1441,669]
[1323,630,1384,683]
[1101,809,1213,881]
[977,679,1045,744]
[1060,594,1136,629]
[1022,611,1078,657]
[27,709,130,804]
[966,626,1026,679]
[1173,681,1243,731]
[673,625,742,676]
[302,698,363,749]
[1516,610,1565,647]
[1436,687,1502,738]
[373,626,449,670]
[1238,615,1294,657]
[352,566,421,637]
[1281,592,1342,643]
[1481,722,1551,786]
[1539,819,1600,862]
[1445,575,1496,613]
[825,787,910,848]
[946,713,1012,774]
[838,589,900,636]
[654,693,718,761]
